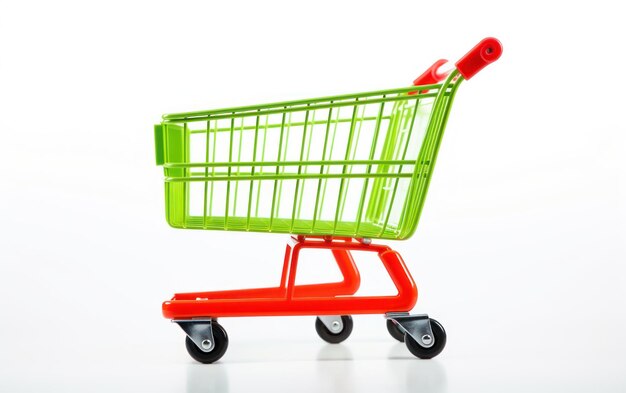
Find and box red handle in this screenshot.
[455,37,503,80]
[413,59,451,87]
[410,59,450,95]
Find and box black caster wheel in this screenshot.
[185,322,229,364]
[387,319,405,342]
[315,315,353,344]
[404,318,446,359]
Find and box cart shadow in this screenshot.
[186,363,229,393]
[185,343,446,393]
[316,343,354,361]
[387,343,448,393]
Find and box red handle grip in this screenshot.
[413,59,450,87]
[410,59,450,95]
[455,37,503,80]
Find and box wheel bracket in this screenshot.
[174,319,215,353]
[385,312,435,348]
[318,315,344,333]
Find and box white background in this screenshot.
[1,0,625,392]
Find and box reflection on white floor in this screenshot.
[2,340,626,392]
[181,340,626,393]
[185,342,447,393]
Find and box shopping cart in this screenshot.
[154,37,502,363]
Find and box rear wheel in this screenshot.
[386,319,405,342]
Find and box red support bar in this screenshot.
[278,243,292,290]
[162,237,418,319]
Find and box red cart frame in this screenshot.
[163,236,417,318]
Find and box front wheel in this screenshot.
[404,318,446,359]
[185,322,229,364]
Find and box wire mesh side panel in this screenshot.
[161,87,448,239]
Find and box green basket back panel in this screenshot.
[162,124,189,227]
[157,78,461,239]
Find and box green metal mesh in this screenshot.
[155,71,463,240]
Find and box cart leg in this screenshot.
[278,243,293,294]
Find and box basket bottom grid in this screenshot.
[177,216,403,239]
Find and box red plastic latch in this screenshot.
[410,59,450,95]
[413,59,450,87]
[410,59,450,94]
[455,37,503,80]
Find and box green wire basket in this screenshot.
[154,38,502,240]
[154,75,458,240]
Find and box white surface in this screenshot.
[1,0,625,392]
[3,340,626,393]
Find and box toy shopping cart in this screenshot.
[154,38,502,363]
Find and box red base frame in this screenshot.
[162,236,418,319]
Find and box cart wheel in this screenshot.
[185,322,229,364]
[315,315,353,344]
[386,319,405,342]
[404,318,446,359]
